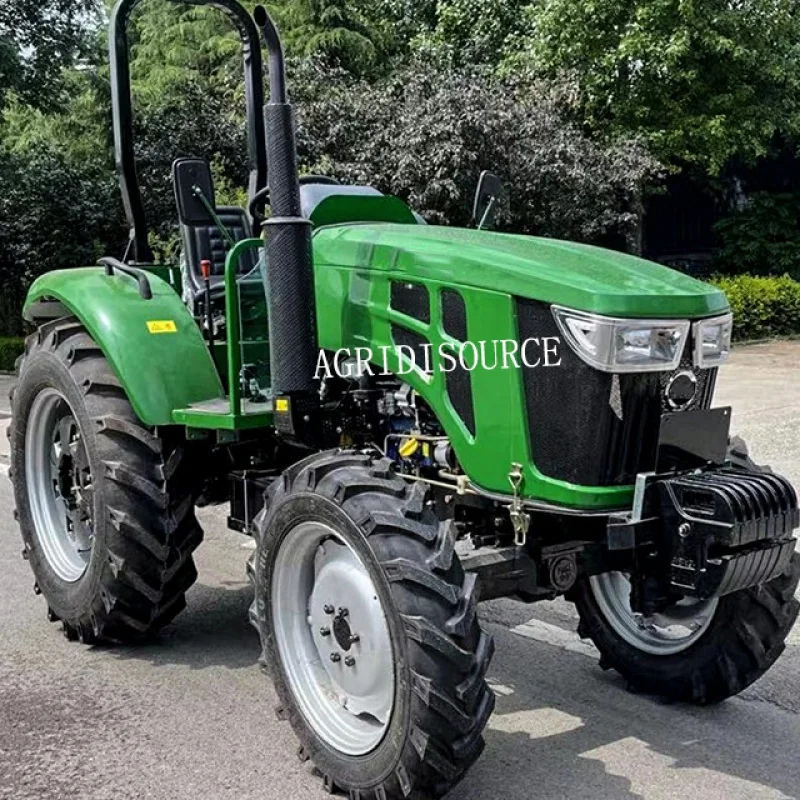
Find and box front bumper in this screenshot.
[609,465,798,600]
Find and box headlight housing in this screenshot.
[552,306,690,373]
[693,313,733,368]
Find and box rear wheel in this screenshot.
[251,451,495,799]
[10,317,203,642]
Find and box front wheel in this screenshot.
[251,451,495,799]
[575,557,800,704]
[576,439,800,704]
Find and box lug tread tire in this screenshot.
[251,450,495,800]
[576,553,800,704]
[10,317,203,643]
[576,428,800,708]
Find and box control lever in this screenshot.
[200,259,216,367]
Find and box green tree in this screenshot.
[0,0,101,110]
[714,193,800,278]
[412,0,531,66]
[127,0,249,102]
[277,0,386,75]
[520,0,800,173]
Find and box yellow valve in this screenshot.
[398,438,419,458]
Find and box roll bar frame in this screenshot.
[109,0,268,263]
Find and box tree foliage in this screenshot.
[714,192,800,278]
[0,146,123,335]
[522,0,800,173]
[1,0,800,338]
[297,62,657,245]
[277,0,386,75]
[0,0,101,110]
[413,0,530,66]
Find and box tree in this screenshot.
[0,144,124,335]
[296,60,659,246]
[127,0,250,102]
[412,0,531,66]
[276,0,387,76]
[0,0,101,110]
[521,0,800,173]
[714,192,800,278]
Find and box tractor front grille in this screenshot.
[516,299,716,487]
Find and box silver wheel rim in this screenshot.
[272,521,395,756]
[589,571,718,655]
[25,388,95,583]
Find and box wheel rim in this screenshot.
[272,521,395,756]
[589,571,718,655]
[25,388,95,583]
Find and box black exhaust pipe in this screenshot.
[253,6,317,408]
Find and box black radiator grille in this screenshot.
[516,299,716,487]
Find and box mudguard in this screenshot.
[24,267,223,426]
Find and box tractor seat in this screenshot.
[172,157,259,311]
[180,205,258,300]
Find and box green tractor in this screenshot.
[9,1,800,797]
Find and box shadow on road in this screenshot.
[88,576,800,799]
[108,582,260,671]
[450,626,800,800]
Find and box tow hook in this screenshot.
[508,463,531,546]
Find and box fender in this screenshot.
[24,267,224,426]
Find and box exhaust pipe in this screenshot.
[253,6,317,407]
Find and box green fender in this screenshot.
[24,267,224,426]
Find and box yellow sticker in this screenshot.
[146,320,177,334]
[275,398,290,413]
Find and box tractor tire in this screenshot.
[9,317,203,643]
[250,450,495,799]
[575,438,800,705]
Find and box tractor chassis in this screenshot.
[228,454,798,613]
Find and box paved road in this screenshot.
[2,347,800,800]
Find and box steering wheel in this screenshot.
[248,175,341,224]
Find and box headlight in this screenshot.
[693,313,732,368]
[552,306,690,373]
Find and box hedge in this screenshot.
[710,274,800,342]
[0,337,24,373]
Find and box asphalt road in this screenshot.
[2,343,800,800]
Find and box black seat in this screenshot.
[172,157,259,311]
[180,205,258,299]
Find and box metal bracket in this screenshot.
[508,463,531,546]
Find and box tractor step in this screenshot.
[172,397,274,430]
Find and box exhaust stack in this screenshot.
[253,5,317,404]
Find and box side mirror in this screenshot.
[172,157,217,226]
[473,170,504,231]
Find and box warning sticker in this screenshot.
[146,320,177,334]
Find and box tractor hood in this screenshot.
[312,223,728,319]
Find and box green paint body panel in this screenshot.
[313,223,730,509]
[24,268,224,425]
[22,213,731,511]
[309,195,418,229]
[312,224,728,318]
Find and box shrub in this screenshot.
[0,337,25,372]
[709,274,800,342]
[713,193,800,280]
